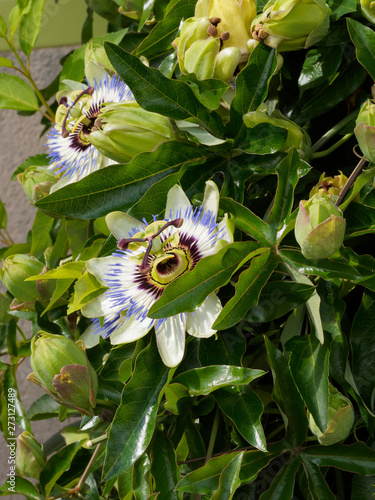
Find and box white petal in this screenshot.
[86,256,120,285]
[155,315,186,367]
[105,211,143,240]
[80,322,100,348]
[218,213,234,244]
[81,293,114,318]
[164,184,191,220]
[110,315,153,344]
[186,293,222,338]
[201,181,219,219]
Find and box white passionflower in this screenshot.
[80,181,233,367]
[47,74,134,191]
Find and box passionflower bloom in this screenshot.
[47,74,134,191]
[81,181,233,367]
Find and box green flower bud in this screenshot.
[0,293,12,324]
[354,99,375,163]
[85,41,116,86]
[27,333,98,415]
[295,193,346,259]
[0,255,45,302]
[252,0,331,52]
[32,181,55,203]
[195,0,257,62]
[16,431,46,479]
[308,384,355,445]
[89,102,174,163]
[173,16,242,82]
[361,0,375,24]
[243,109,311,158]
[309,172,348,198]
[17,166,56,203]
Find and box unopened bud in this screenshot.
[16,432,46,479]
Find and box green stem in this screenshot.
[311,133,353,159]
[16,325,26,341]
[267,423,285,441]
[85,434,108,448]
[311,110,358,153]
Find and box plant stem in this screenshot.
[16,325,26,341]
[336,157,368,206]
[311,110,358,153]
[86,434,108,447]
[266,423,285,440]
[311,133,353,159]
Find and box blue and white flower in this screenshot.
[81,181,233,367]
[47,74,134,191]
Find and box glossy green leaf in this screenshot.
[173,365,265,396]
[67,272,104,315]
[0,74,39,111]
[179,75,229,111]
[345,202,375,239]
[301,442,375,475]
[176,452,242,494]
[328,0,356,20]
[340,167,375,210]
[103,337,169,480]
[215,386,267,451]
[36,142,206,219]
[238,123,288,155]
[26,261,85,280]
[164,383,191,415]
[19,0,45,56]
[59,44,86,89]
[265,337,308,446]
[105,42,224,137]
[286,335,329,434]
[240,442,286,483]
[347,18,375,81]
[212,452,243,499]
[26,394,76,420]
[287,266,324,344]
[260,456,300,500]
[148,241,261,319]
[100,343,135,381]
[30,210,53,260]
[228,43,276,142]
[300,457,335,500]
[213,250,279,330]
[151,428,182,500]
[351,474,375,499]
[2,365,31,433]
[299,46,344,91]
[39,442,83,497]
[132,454,152,499]
[0,476,40,499]
[198,327,246,367]
[136,0,195,59]
[268,149,301,234]
[219,197,276,247]
[245,280,315,323]
[350,290,375,411]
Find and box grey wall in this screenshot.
[0,47,77,498]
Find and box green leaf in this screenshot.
[179,75,229,111]
[265,337,308,446]
[219,198,276,247]
[105,42,225,137]
[347,18,375,80]
[39,442,83,497]
[148,241,262,319]
[227,43,276,143]
[0,476,40,499]
[136,0,195,59]
[286,335,329,434]
[59,44,86,89]
[103,337,170,480]
[0,14,7,37]
[238,123,288,155]
[0,74,39,111]
[212,452,243,499]
[299,46,344,91]
[198,327,245,367]
[345,202,375,239]
[301,442,375,475]
[213,250,279,330]
[36,142,206,219]
[68,272,105,315]
[350,290,375,411]
[0,57,14,68]
[260,456,300,500]
[176,452,242,494]
[164,383,191,415]
[298,457,335,500]
[19,0,45,56]
[351,474,375,499]
[286,266,324,344]
[173,365,265,396]
[340,167,375,210]
[65,219,90,260]
[30,210,53,260]
[26,394,76,420]
[215,386,266,451]
[99,343,135,382]
[11,153,49,180]
[240,442,286,483]
[328,0,356,20]
[267,149,301,234]
[245,280,315,323]
[26,261,85,280]
[151,428,182,500]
